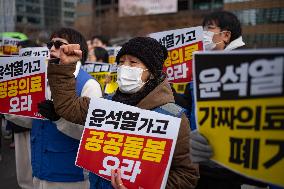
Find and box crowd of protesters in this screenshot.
[0,10,282,189]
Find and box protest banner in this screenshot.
[81,62,118,94]
[149,26,203,94]
[0,56,46,119]
[106,46,121,64]
[19,47,50,59]
[193,49,284,187]
[76,97,181,189]
[0,37,20,55]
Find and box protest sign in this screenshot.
[76,97,181,189]
[81,62,118,94]
[0,56,46,118]
[149,26,203,84]
[19,47,50,59]
[0,37,20,55]
[193,49,284,187]
[106,46,121,64]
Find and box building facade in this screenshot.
[74,0,283,48]
[74,0,94,38]
[224,0,284,48]
[15,0,77,40]
[0,0,16,33]
[61,0,78,27]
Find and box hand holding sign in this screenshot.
[38,100,60,121]
[59,44,82,65]
[111,169,128,189]
[76,97,182,189]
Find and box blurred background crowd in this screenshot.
[1,0,283,48]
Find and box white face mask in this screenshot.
[117,65,148,94]
[203,31,223,50]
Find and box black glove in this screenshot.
[38,100,60,121]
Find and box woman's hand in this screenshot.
[111,169,128,189]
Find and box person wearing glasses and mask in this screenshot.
[45,37,199,189]
[178,11,246,132]
[2,40,41,189]
[202,11,245,51]
[190,11,268,189]
[5,28,102,189]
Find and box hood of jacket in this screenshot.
[136,78,175,110]
[224,36,245,51]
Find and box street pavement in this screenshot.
[0,137,20,189]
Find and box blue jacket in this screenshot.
[89,103,185,189]
[31,69,93,182]
[189,82,197,131]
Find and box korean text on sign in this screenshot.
[19,47,50,59]
[193,50,284,187]
[1,37,20,55]
[81,62,118,94]
[149,26,203,83]
[105,46,121,64]
[0,56,46,118]
[76,97,181,189]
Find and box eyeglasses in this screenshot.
[203,25,220,31]
[46,41,68,49]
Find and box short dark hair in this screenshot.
[94,47,109,63]
[50,28,88,64]
[91,35,109,46]
[202,11,242,42]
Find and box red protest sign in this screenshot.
[0,56,46,118]
[77,129,173,189]
[149,26,204,83]
[76,98,181,189]
[163,42,203,83]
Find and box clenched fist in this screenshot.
[59,44,82,65]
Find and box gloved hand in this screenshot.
[190,130,213,163]
[38,100,60,121]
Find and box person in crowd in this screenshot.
[5,40,40,189]
[88,47,109,63]
[87,40,95,62]
[191,11,268,189]
[87,40,92,49]
[46,37,199,189]
[87,35,109,62]
[5,28,102,189]
[91,35,109,48]
[202,10,245,51]
[94,47,109,63]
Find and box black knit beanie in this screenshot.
[116,37,168,79]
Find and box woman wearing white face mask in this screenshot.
[202,11,245,51]
[47,37,199,189]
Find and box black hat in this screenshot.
[116,37,168,78]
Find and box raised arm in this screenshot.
[47,62,90,125]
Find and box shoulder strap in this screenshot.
[156,102,185,118]
[75,68,95,96]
